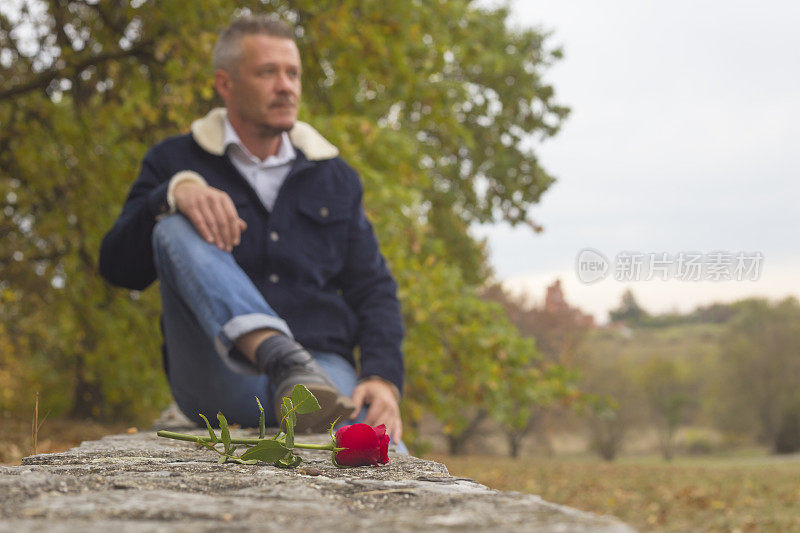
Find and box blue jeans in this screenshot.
[151,215,407,452]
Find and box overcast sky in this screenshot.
[473,0,800,322]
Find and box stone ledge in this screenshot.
[0,426,633,532]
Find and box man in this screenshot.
[99,15,404,443]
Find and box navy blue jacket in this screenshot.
[99,113,404,393]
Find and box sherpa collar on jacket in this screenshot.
[190,107,339,161]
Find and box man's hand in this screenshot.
[350,379,402,443]
[174,181,247,251]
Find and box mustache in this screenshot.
[269,96,296,108]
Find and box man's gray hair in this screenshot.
[213,14,295,74]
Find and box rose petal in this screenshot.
[378,433,390,464]
[335,423,382,466]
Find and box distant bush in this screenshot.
[679,428,722,456]
[636,303,740,329]
[689,303,739,324]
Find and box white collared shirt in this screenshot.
[223,118,296,211]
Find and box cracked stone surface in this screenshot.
[0,407,633,532]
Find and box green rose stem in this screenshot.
[155,387,345,467]
[156,430,335,450]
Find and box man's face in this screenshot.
[219,34,302,135]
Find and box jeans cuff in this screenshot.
[215,313,294,375]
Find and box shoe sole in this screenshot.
[275,384,355,434]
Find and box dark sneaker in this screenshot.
[255,335,354,433]
[272,358,355,433]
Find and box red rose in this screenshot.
[334,423,390,466]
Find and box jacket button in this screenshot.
[319,206,329,218]
[269,231,279,242]
[269,274,279,283]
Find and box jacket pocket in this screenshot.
[294,195,351,267]
[296,196,351,224]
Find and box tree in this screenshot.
[482,280,590,456]
[609,289,648,325]
[714,298,800,452]
[580,354,643,461]
[586,400,626,462]
[1,1,569,433]
[637,356,695,460]
[400,270,544,455]
[492,361,581,458]
[774,397,800,454]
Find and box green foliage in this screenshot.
[636,357,696,460]
[608,289,649,324]
[217,412,232,452]
[290,385,321,415]
[160,394,326,466]
[580,361,638,461]
[480,281,591,456]
[255,397,266,439]
[630,302,740,329]
[240,439,291,463]
[276,384,322,464]
[715,297,800,450]
[280,397,296,449]
[679,428,719,455]
[577,320,727,460]
[1,0,570,440]
[774,398,800,454]
[198,413,218,443]
[586,402,625,462]
[575,298,800,458]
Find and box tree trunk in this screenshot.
[507,431,523,458]
[446,410,486,455]
[69,355,104,419]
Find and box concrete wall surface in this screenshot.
[0,413,633,532]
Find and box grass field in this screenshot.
[431,452,800,532]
